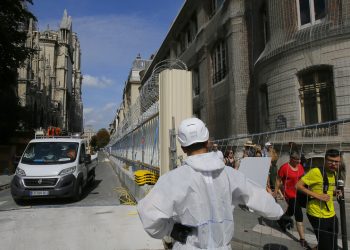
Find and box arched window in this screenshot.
[298,66,336,125]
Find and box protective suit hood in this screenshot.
[185,152,225,172]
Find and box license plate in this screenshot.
[30,191,49,196]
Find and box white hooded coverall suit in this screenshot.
[137,152,283,249]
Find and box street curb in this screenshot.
[0,175,13,191]
[0,183,10,191]
[108,155,151,202]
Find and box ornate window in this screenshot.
[211,40,227,84]
[298,66,336,125]
[297,0,326,28]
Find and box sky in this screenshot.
[29,0,185,132]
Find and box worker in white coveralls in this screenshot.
[137,117,283,249]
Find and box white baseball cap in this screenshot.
[177,118,209,147]
[265,141,272,147]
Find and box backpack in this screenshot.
[297,166,332,209]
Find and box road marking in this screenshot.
[0,201,7,206]
[252,224,349,247]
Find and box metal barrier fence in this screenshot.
[109,59,187,145]
[109,59,189,175]
[110,115,159,174]
[212,118,349,250]
[213,119,350,174]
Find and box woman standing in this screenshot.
[224,149,236,169]
[274,151,310,249]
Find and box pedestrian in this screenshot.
[137,117,283,249]
[224,148,236,168]
[262,142,273,157]
[296,149,342,250]
[263,142,280,197]
[274,151,310,249]
[243,140,256,157]
[212,143,224,160]
[255,145,262,157]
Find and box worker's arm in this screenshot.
[137,196,175,239]
[296,179,330,202]
[231,170,283,220]
[137,176,175,239]
[273,176,281,197]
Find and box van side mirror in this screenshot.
[84,154,91,164]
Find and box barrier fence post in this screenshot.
[169,117,177,170]
[337,180,348,250]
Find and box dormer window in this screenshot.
[297,0,326,28]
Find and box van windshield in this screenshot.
[21,142,79,165]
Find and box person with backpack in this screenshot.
[296,149,342,250]
[137,118,283,249]
[274,151,310,249]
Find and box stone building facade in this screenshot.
[253,0,350,132]
[111,55,152,135]
[17,10,83,133]
[140,0,350,140]
[141,0,252,139]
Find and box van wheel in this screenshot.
[14,198,24,205]
[89,169,95,185]
[72,179,83,202]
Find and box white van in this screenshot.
[11,137,97,202]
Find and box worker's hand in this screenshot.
[317,193,330,202]
[170,223,193,244]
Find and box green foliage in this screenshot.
[0,0,36,143]
[96,128,110,149]
[90,135,98,151]
[0,0,36,74]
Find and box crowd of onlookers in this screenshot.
[210,140,345,250]
[211,140,280,196]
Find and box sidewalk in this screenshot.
[0,205,164,250]
[0,174,13,189]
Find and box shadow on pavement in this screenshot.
[258,216,299,242]
[14,179,102,207]
[263,243,288,250]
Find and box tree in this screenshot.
[0,0,36,143]
[95,128,110,149]
[90,135,97,151]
